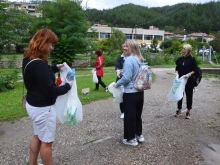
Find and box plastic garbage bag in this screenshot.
[92,69,98,83]
[54,62,83,125]
[168,76,188,102]
[108,82,123,103]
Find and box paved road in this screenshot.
[0,68,220,165]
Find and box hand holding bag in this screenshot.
[168,75,188,102]
[55,62,83,126]
[92,69,98,83]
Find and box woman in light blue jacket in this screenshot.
[114,40,145,146]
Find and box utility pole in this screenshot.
[202,33,204,43]
[86,0,90,9]
[202,45,205,61]
[135,25,137,41]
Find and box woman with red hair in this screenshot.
[94,50,108,92]
[22,28,72,165]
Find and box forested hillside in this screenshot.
[86,2,220,34]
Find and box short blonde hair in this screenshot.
[124,40,145,62]
[183,44,192,56]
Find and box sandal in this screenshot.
[174,110,182,117]
[185,112,190,119]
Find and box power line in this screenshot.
[137,4,187,27]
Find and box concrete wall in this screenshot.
[202,68,220,74]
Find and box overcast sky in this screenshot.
[81,0,215,10]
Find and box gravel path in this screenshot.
[0,68,220,165]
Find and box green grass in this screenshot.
[152,65,175,68]
[0,68,157,122]
[0,54,23,60]
[0,72,115,122]
[200,63,220,68]
[4,64,218,122]
[0,68,22,75]
[203,73,220,79]
[0,82,27,121]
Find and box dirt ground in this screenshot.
[0,68,220,165]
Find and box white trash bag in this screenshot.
[168,76,188,102]
[54,62,83,126]
[108,82,123,103]
[92,69,98,83]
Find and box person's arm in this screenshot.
[115,56,121,71]
[50,65,59,73]
[33,61,71,97]
[115,56,122,78]
[115,59,132,87]
[175,58,179,76]
[184,57,197,78]
[190,57,198,75]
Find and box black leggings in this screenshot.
[177,81,194,110]
[123,92,144,141]
[95,76,106,89]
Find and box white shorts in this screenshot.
[26,102,56,143]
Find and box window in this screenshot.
[100,33,110,39]
[135,34,142,40]
[154,35,163,41]
[87,32,98,38]
[144,35,153,40]
[125,34,133,39]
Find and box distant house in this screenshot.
[188,33,215,42]
[164,32,174,39]
[149,26,159,30]
[164,31,215,42]
[171,34,185,40]
[3,2,41,17]
[88,25,165,47]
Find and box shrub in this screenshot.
[0,70,19,92]
[194,55,203,65]
[104,50,121,67]
[163,54,175,65]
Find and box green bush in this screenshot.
[194,55,203,65]
[104,50,121,67]
[90,50,121,67]
[163,54,175,65]
[0,70,19,92]
[144,53,175,65]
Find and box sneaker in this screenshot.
[105,87,109,92]
[122,138,138,146]
[185,112,190,119]
[174,110,182,117]
[136,135,144,142]
[120,113,124,119]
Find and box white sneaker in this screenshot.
[120,113,124,119]
[122,138,138,146]
[136,135,144,142]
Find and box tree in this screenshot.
[108,28,126,51]
[171,40,182,54]
[33,0,90,65]
[160,38,172,49]
[96,39,111,52]
[150,39,158,53]
[0,8,34,53]
[211,32,220,52]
